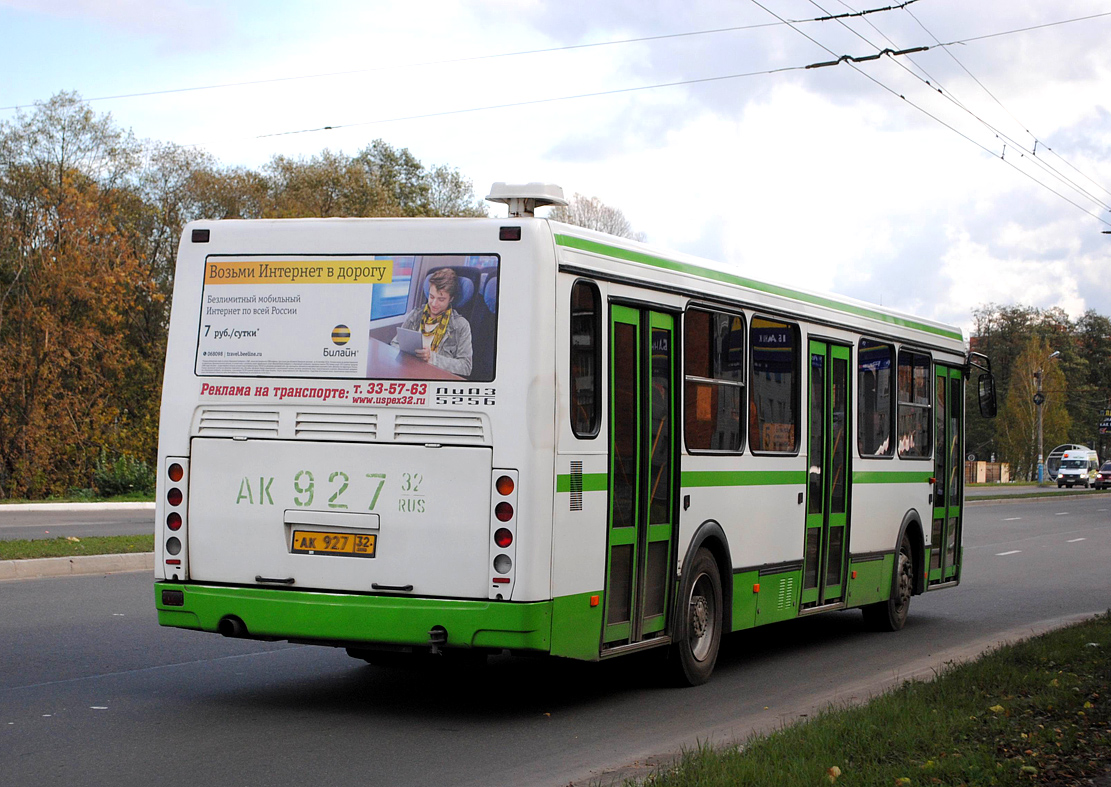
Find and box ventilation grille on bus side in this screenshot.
[392,413,486,445]
[569,461,583,511]
[196,409,280,437]
[295,411,378,441]
[776,575,796,611]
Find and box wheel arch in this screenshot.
[897,509,926,596]
[676,519,733,635]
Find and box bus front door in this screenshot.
[603,305,676,650]
[930,365,963,585]
[802,340,851,608]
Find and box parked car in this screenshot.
[1095,461,1111,490]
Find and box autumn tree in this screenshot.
[0,92,490,498]
[0,175,147,497]
[968,303,1111,464]
[995,336,1071,480]
[0,93,160,496]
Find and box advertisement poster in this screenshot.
[195,254,499,384]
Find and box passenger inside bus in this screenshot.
[391,267,474,377]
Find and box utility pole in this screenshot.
[1035,350,1060,484]
[1035,369,1045,483]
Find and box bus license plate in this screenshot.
[291,530,377,558]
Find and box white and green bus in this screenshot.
[154,183,996,685]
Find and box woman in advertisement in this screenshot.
[392,267,473,377]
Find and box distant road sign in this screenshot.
[1033,392,1046,405]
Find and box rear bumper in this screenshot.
[155,581,552,652]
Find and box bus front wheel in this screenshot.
[862,533,914,632]
[671,548,722,686]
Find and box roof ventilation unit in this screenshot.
[485,182,568,217]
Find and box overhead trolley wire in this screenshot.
[248,63,812,139]
[805,0,1111,214]
[748,0,1111,229]
[14,4,1105,228]
[0,17,812,113]
[0,4,930,113]
[224,8,1111,146]
[902,4,1111,204]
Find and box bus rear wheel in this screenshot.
[862,533,914,632]
[671,548,722,686]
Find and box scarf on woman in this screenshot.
[420,304,452,352]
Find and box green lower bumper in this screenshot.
[155,582,552,652]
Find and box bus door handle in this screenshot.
[256,575,296,585]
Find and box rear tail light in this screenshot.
[163,457,189,579]
[489,469,518,599]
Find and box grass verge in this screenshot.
[633,613,1110,786]
[0,492,154,504]
[0,534,155,560]
[971,489,1105,501]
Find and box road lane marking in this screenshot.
[1054,512,1068,516]
[1003,517,1022,521]
[996,550,1022,556]
[1067,538,1086,543]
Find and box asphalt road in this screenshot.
[2,496,1108,787]
[0,506,154,541]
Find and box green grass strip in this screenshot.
[630,613,1111,786]
[0,534,155,560]
[0,492,154,504]
[554,234,964,342]
[971,490,1105,501]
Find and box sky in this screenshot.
[2,0,1110,332]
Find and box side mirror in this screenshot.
[978,373,997,418]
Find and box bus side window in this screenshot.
[896,350,932,458]
[749,317,800,453]
[570,280,601,438]
[684,308,745,452]
[858,339,894,457]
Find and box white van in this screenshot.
[1056,448,1099,488]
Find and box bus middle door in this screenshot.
[930,364,963,585]
[802,340,851,608]
[603,304,676,651]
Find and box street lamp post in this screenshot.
[1035,350,1060,484]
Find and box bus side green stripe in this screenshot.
[556,473,609,493]
[557,469,928,490]
[681,470,806,487]
[553,234,963,342]
[853,471,934,484]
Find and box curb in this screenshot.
[0,552,153,581]
[0,502,155,512]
